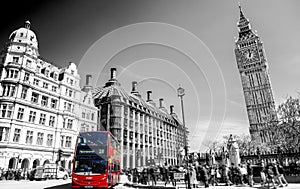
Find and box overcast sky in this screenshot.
[1,0,300,152]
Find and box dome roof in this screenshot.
[8,21,38,49]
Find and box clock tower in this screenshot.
[234,5,277,143]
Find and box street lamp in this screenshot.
[177,86,191,189]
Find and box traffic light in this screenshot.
[58,149,63,161]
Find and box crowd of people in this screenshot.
[0,168,31,180]
[122,160,289,188]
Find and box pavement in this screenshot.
[120,180,300,189]
[1,177,300,189]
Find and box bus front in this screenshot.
[72,132,109,189]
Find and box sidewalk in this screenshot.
[123,181,300,189]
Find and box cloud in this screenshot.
[190,118,249,152]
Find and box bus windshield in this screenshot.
[74,158,107,175]
[74,132,108,175]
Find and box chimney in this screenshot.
[170,105,174,114]
[132,81,137,92]
[110,68,117,80]
[159,98,164,108]
[147,91,152,102]
[86,74,92,86]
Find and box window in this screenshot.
[45,70,49,77]
[7,69,19,78]
[2,84,16,97]
[17,107,24,120]
[49,116,55,127]
[86,111,90,120]
[64,102,72,112]
[26,60,32,67]
[80,124,86,132]
[42,82,48,89]
[41,96,48,106]
[51,86,57,92]
[53,73,58,80]
[33,78,39,85]
[68,90,73,97]
[28,111,36,123]
[65,136,72,147]
[36,132,44,145]
[0,104,13,118]
[67,119,73,129]
[50,99,57,109]
[24,72,30,81]
[70,79,74,85]
[31,92,39,103]
[82,111,86,118]
[26,130,33,144]
[13,56,19,63]
[60,135,65,148]
[20,86,28,99]
[71,70,74,75]
[36,65,40,73]
[129,131,133,139]
[13,128,21,142]
[39,113,46,125]
[0,127,9,142]
[91,113,94,121]
[47,134,53,146]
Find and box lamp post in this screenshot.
[177,86,191,189]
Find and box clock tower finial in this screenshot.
[237,3,254,40]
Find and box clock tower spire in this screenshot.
[234,5,278,144]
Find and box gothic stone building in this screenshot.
[234,6,277,143]
[93,68,187,169]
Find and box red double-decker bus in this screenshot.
[72,131,121,188]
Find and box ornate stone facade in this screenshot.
[234,6,277,143]
[0,21,97,171]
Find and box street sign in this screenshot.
[174,172,185,180]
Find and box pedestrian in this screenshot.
[209,165,218,186]
[223,164,232,186]
[237,164,245,185]
[266,163,277,189]
[260,162,267,187]
[247,161,254,187]
[240,164,247,185]
[149,166,156,185]
[272,162,283,187]
[168,166,176,186]
[190,165,198,188]
[197,164,209,188]
[163,164,169,186]
[277,163,288,187]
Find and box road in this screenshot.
[1,178,300,189]
[0,179,71,189]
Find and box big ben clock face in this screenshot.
[246,49,253,59]
[243,48,259,62]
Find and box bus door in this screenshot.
[107,159,112,186]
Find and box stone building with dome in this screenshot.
[93,68,187,169]
[0,21,97,171]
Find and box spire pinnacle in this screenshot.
[25,20,31,29]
